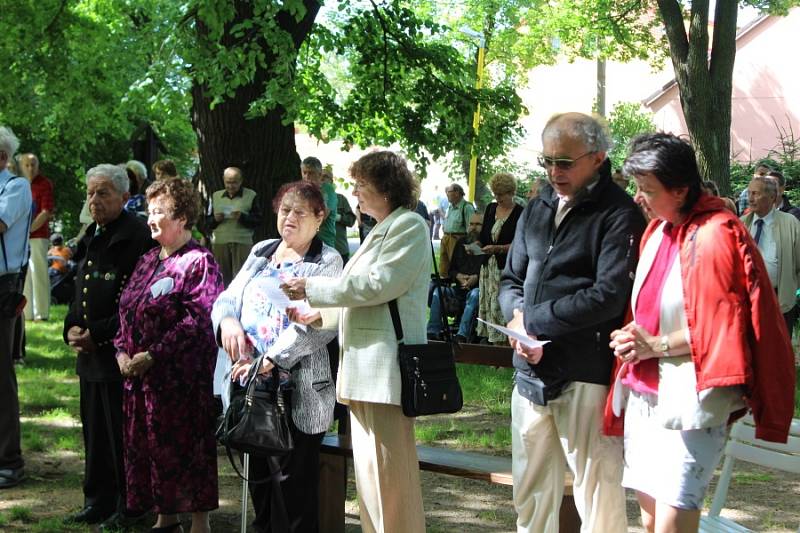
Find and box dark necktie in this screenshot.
[753,218,764,245]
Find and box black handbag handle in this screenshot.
[388,239,453,344]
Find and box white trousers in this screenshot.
[511,382,627,533]
[23,238,49,320]
[349,400,425,533]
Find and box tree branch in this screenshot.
[656,0,689,64]
[368,0,390,104]
[708,0,738,89]
[44,0,68,34]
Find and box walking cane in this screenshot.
[240,452,250,533]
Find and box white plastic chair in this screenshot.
[699,415,800,532]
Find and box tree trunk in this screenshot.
[190,0,321,241]
[657,0,737,196]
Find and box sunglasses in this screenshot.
[537,151,596,170]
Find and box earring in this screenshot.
[316,226,320,232]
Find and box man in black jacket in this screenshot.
[499,112,645,533]
[63,164,153,528]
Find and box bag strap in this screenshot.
[0,176,32,272]
[388,240,452,344]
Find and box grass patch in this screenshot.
[8,506,33,522]
[732,471,775,484]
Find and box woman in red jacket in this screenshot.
[608,133,795,533]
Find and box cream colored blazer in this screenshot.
[306,207,432,405]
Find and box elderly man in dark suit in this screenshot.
[63,164,153,529]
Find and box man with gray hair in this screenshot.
[0,125,31,489]
[301,156,338,247]
[499,112,644,532]
[743,175,800,335]
[63,164,153,527]
[20,152,54,322]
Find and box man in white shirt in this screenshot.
[743,176,800,336]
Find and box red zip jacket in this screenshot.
[604,194,795,443]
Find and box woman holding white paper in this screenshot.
[211,180,342,533]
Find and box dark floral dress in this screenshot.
[114,240,223,514]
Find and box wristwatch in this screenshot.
[658,335,669,357]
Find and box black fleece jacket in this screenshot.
[499,161,646,387]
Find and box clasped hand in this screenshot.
[66,326,97,354]
[116,351,154,378]
[609,322,658,364]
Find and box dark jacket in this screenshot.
[499,162,645,387]
[778,194,800,221]
[479,202,523,270]
[63,210,154,381]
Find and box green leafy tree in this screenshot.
[606,102,656,171]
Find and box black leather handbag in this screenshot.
[389,298,464,417]
[216,357,294,463]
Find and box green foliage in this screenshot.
[606,102,656,171]
[730,121,800,203]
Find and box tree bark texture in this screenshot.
[190,0,321,241]
[657,0,737,195]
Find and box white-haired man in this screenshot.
[64,164,153,528]
[500,112,645,532]
[0,126,31,489]
[743,176,800,336]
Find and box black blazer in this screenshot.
[479,202,523,270]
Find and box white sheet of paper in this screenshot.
[259,275,312,315]
[477,318,550,349]
[465,242,486,255]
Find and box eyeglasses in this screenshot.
[537,151,596,170]
[279,207,311,219]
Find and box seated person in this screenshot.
[48,233,73,275]
[427,213,485,342]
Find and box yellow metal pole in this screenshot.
[467,43,485,204]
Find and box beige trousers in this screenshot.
[23,238,49,320]
[438,233,463,279]
[511,382,627,533]
[349,401,425,533]
[212,241,250,287]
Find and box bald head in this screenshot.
[223,167,243,196]
[20,153,39,181]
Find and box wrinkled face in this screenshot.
[352,176,385,219]
[277,192,324,247]
[748,180,775,217]
[541,135,604,199]
[87,175,128,226]
[223,170,243,196]
[147,195,186,246]
[492,189,514,206]
[632,172,686,224]
[301,165,321,185]
[21,155,39,180]
[445,186,463,204]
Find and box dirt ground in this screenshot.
[1,441,798,532]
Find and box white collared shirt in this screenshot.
[750,209,779,287]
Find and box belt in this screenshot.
[443,232,466,236]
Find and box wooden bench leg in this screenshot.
[319,454,347,533]
[559,494,581,533]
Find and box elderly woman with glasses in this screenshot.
[212,180,342,533]
[114,177,223,533]
[281,151,430,533]
[607,133,795,533]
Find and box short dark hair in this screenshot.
[349,151,418,210]
[272,180,327,217]
[623,132,702,213]
[152,159,178,177]
[446,183,465,196]
[146,177,200,229]
[301,156,322,172]
[767,170,785,187]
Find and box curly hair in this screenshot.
[349,151,418,210]
[146,177,200,229]
[152,159,178,178]
[488,172,517,196]
[272,180,327,217]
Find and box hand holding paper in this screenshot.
[477,318,550,349]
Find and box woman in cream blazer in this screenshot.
[283,151,430,533]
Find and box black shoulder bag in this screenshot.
[389,245,463,417]
[216,356,294,463]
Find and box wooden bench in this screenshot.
[318,341,581,532]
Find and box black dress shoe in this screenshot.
[66,505,113,525]
[0,467,23,489]
[99,510,147,532]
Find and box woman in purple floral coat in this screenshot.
[114,177,223,533]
